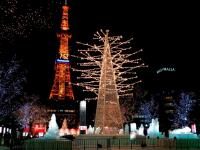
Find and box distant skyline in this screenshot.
[1,0,199,99]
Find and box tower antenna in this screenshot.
[65,0,67,5]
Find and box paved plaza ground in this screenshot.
[2,145,200,150]
[73,147,199,150]
[0,146,9,150]
[2,135,200,150]
[0,146,179,150]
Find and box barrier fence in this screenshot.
[72,137,200,150]
[10,136,200,150]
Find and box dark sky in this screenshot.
[1,0,199,99]
[69,1,200,91]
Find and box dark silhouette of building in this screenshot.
[150,65,178,133]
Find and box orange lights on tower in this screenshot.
[49,2,74,100]
[61,5,69,31]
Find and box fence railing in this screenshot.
[12,139,72,150]
[72,137,200,150]
[10,136,200,150]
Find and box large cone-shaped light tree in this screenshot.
[72,30,146,134]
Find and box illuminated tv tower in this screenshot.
[49,0,74,101]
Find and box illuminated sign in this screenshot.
[157,67,176,74]
[56,59,69,63]
[79,126,87,130]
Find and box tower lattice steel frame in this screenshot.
[49,1,74,101]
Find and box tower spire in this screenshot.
[64,0,67,5]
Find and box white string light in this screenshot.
[72,30,147,99]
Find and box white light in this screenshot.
[80,101,86,108]
[3,128,6,134]
[79,126,87,130]
[130,131,137,139]
[157,67,176,74]
[23,132,28,136]
[72,30,146,97]
[72,30,146,133]
[38,132,44,137]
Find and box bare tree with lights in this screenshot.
[173,92,195,128]
[138,97,158,123]
[14,95,49,130]
[72,30,146,134]
[0,55,26,117]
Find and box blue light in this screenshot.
[56,59,70,63]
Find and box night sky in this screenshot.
[1,0,199,100]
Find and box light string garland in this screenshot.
[72,30,147,100]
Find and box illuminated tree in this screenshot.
[72,30,146,134]
[0,55,26,117]
[138,97,158,123]
[173,92,195,128]
[15,95,49,129]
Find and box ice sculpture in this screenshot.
[95,127,101,134]
[138,124,144,136]
[130,123,137,132]
[44,114,59,139]
[147,118,162,138]
[169,126,198,139]
[59,118,70,136]
[87,125,94,134]
[124,124,129,134]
